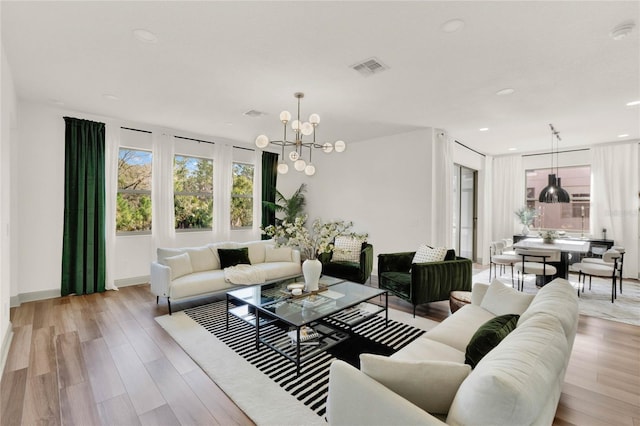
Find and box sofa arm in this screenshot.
[360,244,374,283]
[291,249,301,264]
[327,360,446,426]
[378,251,415,274]
[471,282,490,305]
[411,257,473,303]
[150,262,171,298]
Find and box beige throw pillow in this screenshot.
[164,252,193,280]
[184,247,216,272]
[480,279,535,316]
[265,245,293,263]
[332,236,362,262]
[359,354,471,414]
[412,245,448,264]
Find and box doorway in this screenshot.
[453,165,477,261]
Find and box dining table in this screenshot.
[512,237,591,284]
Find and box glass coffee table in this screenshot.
[226,275,388,376]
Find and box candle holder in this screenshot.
[581,215,585,239]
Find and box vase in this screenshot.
[522,224,530,235]
[543,238,554,244]
[302,258,322,292]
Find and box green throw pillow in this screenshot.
[465,314,519,368]
[218,247,251,268]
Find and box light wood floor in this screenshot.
[1,280,639,425]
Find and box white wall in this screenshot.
[276,128,443,272]
[1,42,18,370]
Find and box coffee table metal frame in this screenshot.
[226,277,388,376]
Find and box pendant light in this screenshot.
[538,124,570,203]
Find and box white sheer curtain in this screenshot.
[430,130,453,247]
[104,124,119,291]
[491,155,524,241]
[152,133,175,250]
[590,142,638,278]
[214,143,233,241]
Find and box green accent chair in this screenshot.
[319,243,374,284]
[377,250,472,316]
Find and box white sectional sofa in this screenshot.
[150,239,301,314]
[327,278,579,425]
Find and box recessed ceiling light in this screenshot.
[441,19,465,33]
[102,94,119,101]
[610,20,635,40]
[618,134,629,138]
[626,100,640,106]
[496,88,515,96]
[479,127,489,132]
[508,147,517,151]
[133,29,158,43]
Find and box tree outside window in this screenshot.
[117,148,152,233]
[525,165,590,232]
[231,162,254,228]
[174,155,213,230]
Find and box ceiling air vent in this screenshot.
[243,110,266,117]
[351,57,389,77]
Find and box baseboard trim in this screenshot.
[0,321,14,376]
[10,289,61,307]
[115,275,150,288]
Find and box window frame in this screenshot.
[230,161,255,230]
[116,147,153,236]
[173,154,214,232]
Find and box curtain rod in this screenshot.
[522,148,589,157]
[121,126,152,134]
[175,135,215,145]
[455,140,486,157]
[233,145,255,152]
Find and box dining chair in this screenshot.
[572,248,622,303]
[514,248,560,291]
[489,241,520,287]
[580,245,625,294]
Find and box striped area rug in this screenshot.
[184,301,425,418]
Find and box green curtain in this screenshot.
[61,117,106,296]
[261,151,278,239]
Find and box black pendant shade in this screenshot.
[537,124,571,204]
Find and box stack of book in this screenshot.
[287,326,320,345]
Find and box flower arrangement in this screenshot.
[540,229,558,243]
[514,206,538,225]
[263,214,367,260]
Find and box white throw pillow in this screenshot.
[265,245,293,263]
[332,236,362,262]
[412,245,448,264]
[184,246,216,272]
[480,279,534,316]
[164,252,193,280]
[360,354,471,415]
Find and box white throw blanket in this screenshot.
[224,264,266,285]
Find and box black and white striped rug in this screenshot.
[184,301,425,418]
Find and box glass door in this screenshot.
[453,165,477,260]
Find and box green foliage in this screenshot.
[231,163,254,228]
[117,149,152,232]
[514,206,538,225]
[263,183,307,225]
[174,156,214,229]
[116,193,152,232]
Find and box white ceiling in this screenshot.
[2,1,639,156]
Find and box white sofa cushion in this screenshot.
[243,240,270,264]
[424,304,496,353]
[184,246,217,272]
[391,336,465,364]
[252,262,302,281]
[480,279,534,316]
[164,253,193,280]
[170,270,229,300]
[265,245,293,263]
[157,247,185,265]
[360,354,471,415]
[447,313,569,425]
[470,282,489,305]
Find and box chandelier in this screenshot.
[254,92,346,176]
[538,123,570,203]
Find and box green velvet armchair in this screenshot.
[319,243,374,284]
[377,250,472,316]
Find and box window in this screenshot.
[231,162,254,228]
[525,165,591,232]
[117,148,152,233]
[174,155,213,230]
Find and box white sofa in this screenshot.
[150,239,301,314]
[327,278,579,425]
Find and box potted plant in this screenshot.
[540,229,558,244]
[263,183,307,225]
[514,206,538,235]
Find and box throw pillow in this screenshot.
[184,246,216,272]
[164,252,193,280]
[360,354,471,414]
[480,279,535,316]
[412,244,448,264]
[265,245,293,263]
[218,247,251,269]
[332,236,362,262]
[465,314,519,368]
